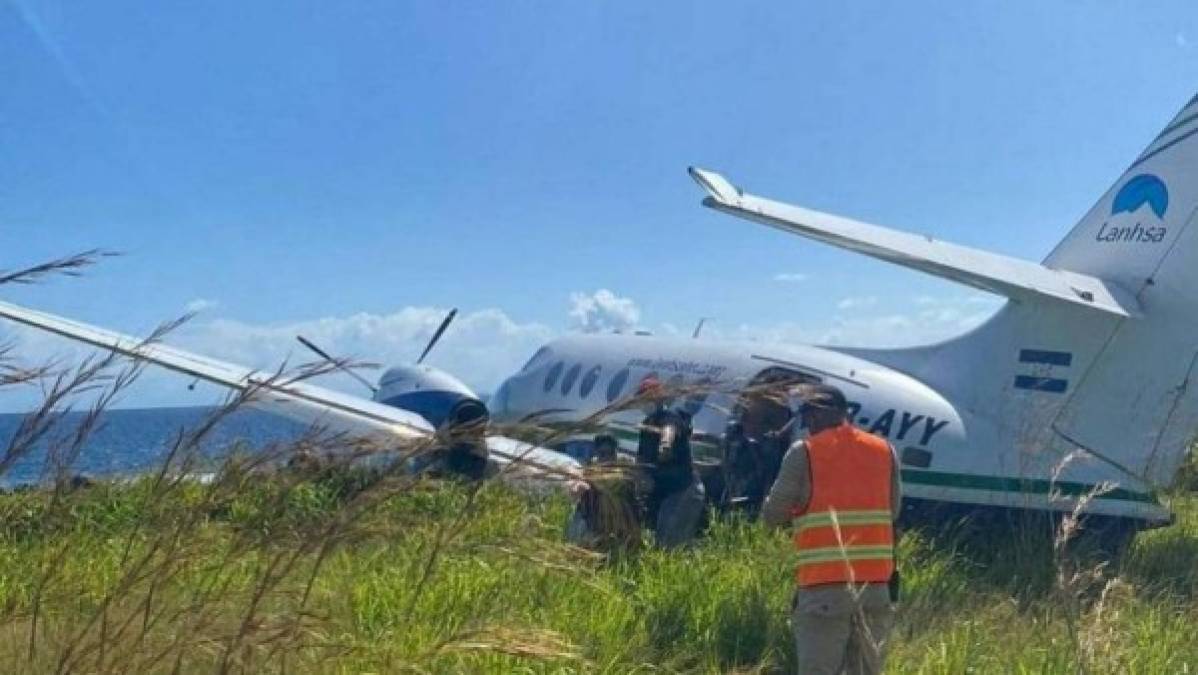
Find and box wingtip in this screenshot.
[688,166,740,204]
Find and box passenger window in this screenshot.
[543,361,564,393]
[560,363,582,396]
[579,365,602,398]
[606,367,631,403]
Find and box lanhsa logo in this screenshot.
[1095,174,1169,243]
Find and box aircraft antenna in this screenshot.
[295,335,378,395]
[692,317,712,339]
[417,308,457,364]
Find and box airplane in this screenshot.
[2,92,1198,549]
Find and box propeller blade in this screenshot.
[417,308,457,364]
[296,335,378,395]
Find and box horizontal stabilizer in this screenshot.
[688,167,1141,318]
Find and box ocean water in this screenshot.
[0,407,308,487]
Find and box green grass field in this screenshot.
[0,464,1194,674]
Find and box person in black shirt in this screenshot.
[564,433,641,553]
[720,419,758,510]
[635,375,706,548]
[591,433,620,465]
[722,382,796,516]
[421,402,493,481]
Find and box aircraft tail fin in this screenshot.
[1043,93,1198,289]
[693,93,1198,493]
[868,94,1198,491]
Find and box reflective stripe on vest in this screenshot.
[792,424,895,587]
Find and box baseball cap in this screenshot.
[636,374,663,396]
[794,383,848,413]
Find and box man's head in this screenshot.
[636,375,667,415]
[795,383,849,435]
[593,434,618,463]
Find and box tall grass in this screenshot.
[0,477,1195,672]
[0,251,1195,673]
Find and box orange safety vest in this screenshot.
[792,423,895,587]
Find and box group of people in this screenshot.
[569,377,902,674]
[570,374,796,548]
[416,373,901,674]
[564,377,707,550]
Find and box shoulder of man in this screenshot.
[781,438,810,467]
[657,407,690,426]
[883,440,900,467]
[641,409,666,425]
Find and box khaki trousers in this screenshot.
[792,583,894,675]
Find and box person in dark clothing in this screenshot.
[720,419,760,511]
[759,424,791,494]
[591,433,620,465]
[634,376,706,548]
[721,383,796,515]
[423,405,492,481]
[564,433,640,552]
[442,440,489,480]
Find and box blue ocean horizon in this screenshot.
[0,407,308,487]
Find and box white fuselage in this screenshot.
[487,332,1169,525]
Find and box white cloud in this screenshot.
[698,293,1000,349]
[822,294,1000,347]
[185,298,219,313]
[568,289,640,333]
[773,272,808,283]
[1178,32,1189,48]
[174,307,553,396]
[836,296,877,310]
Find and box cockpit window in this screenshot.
[521,347,551,372]
[606,367,630,403]
[560,363,582,396]
[579,365,602,398]
[543,361,564,393]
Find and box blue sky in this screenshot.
[1,1,1196,409]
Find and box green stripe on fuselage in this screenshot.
[535,420,1158,506]
[900,469,1156,504]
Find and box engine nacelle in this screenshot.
[373,364,487,430]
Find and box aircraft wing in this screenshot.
[0,299,582,482]
[0,299,436,439]
[688,167,1142,318]
[484,435,582,490]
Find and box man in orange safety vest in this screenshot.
[762,383,902,675]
